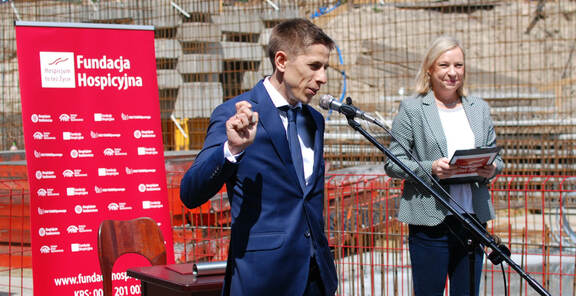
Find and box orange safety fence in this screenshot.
[1,174,576,295]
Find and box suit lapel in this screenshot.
[461,96,484,147]
[250,82,291,167]
[422,92,448,156]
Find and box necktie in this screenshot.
[285,107,306,191]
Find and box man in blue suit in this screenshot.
[180,18,338,296]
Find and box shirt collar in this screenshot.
[263,77,302,110]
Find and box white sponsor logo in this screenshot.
[137,147,158,155]
[103,148,127,156]
[32,132,56,140]
[70,149,94,158]
[34,150,63,158]
[107,202,133,211]
[62,131,84,140]
[37,208,67,215]
[121,113,151,120]
[39,51,75,88]
[98,168,119,176]
[62,169,88,178]
[37,188,60,197]
[67,225,92,234]
[125,167,156,175]
[90,131,121,138]
[66,225,79,233]
[35,171,56,180]
[40,245,64,254]
[38,227,60,237]
[31,114,53,123]
[59,113,83,122]
[71,243,93,252]
[94,113,115,122]
[66,187,89,196]
[94,186,126,194]
[133,130,156,139]
[74,205,98,214]
[142,200,164,209]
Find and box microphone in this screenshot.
[318,94,378,124]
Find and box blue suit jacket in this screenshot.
[180,80,338,296]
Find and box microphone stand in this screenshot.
[337,100,550,296]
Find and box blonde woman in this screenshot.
[385,36,503,295]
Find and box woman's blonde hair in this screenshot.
[414,35,467,97]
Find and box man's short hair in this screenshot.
[267,18,335,71]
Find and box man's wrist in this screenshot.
[224,141,244,163]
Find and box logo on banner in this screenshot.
[31,114,53,123]
[107,202,133,211]
[33,131,56,140]
[37,188,60,197]
[39,52,75,88]
[125,167,156,175]
[63,169,88,178]
[59,113,84,122]
[40,245,64,254]
[142,200,164,209]
[133,130,156,139]
[67,187,89,196]
[137,147,158,155]
[62,131,84,140]
[37,208,67,215]
[121,113,151,120]
[94,113,115,122]
[66,225,93,234]
[71,243,93,252]
[70,149,94,158]
[97,168,119,176]
[74,205,98,214]
[103,147,127,156]
[91,131,121,139]
[138,183,161,192]
[94,186,126,194]
[35,170,56,179]
[34,150,63,158]
[39,227,61,237]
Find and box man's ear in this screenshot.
[274,51,287,73]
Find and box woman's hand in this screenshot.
[432,157,459,179]
[475,163,497,179]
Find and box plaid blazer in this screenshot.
[384,91,504,226]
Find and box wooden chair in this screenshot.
[97,217,167,296]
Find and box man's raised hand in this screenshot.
[226,101,259,155]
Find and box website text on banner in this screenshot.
[15,22,174,296]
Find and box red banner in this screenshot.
[15,22,174,296]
